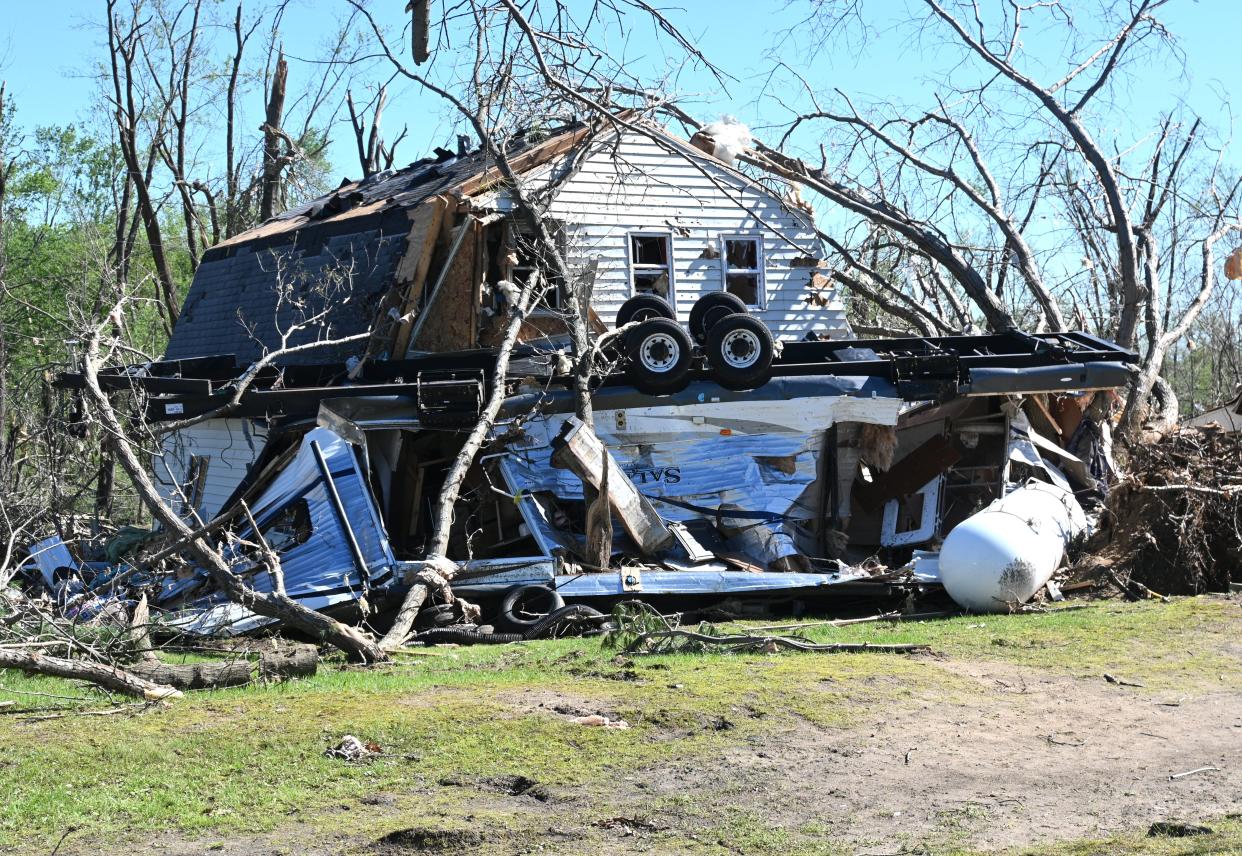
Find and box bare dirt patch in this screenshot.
[637,657,1242,851]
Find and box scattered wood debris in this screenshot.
[604,601,930,657]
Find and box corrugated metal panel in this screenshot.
[238,428,394,597]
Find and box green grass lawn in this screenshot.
[0,596,1238,854]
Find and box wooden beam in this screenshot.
[388,197,449,358]
[550,417,674,556]
[453,126,594,198]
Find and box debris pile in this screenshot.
[1075,428,1241,595]
[603,602,929,656]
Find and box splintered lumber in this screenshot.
[388,198,449,358]
[551,416,674,555]
[0,649,182,700]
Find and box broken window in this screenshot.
[261,499,313,553]
[629,233,673,300]
[492,220,564,311]
[722,236,763,307]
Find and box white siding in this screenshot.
[155,418,269,522]
[542,131,852,340]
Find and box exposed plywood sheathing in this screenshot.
[478,309,608,348]
[212,198,389,250]
[411,219,481,352]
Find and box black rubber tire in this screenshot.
[414,603,461,631]
[704,313,775,391]
[689,292,748,343]
[524,604,610,640]
[623,318,694,395]
[498,584,566,630]
[615,294,676,327]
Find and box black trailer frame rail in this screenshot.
[56,329,1137,423]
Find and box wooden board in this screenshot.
[550,416,673,556]
[387,197,449,358]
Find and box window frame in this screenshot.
[492,219,567,314]
[718,234,766,310]
[626,230,676,306]
[259,498,314,555]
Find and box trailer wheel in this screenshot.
[624,318,694,395]
[615,294,676,327]
[498,584,566,630]
[689,292,748,343]
[705,313,774,390]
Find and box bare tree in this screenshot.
[106,0,182,334]
[762,0,1241,435]
[346,85,407,178]
[347,0,726,647]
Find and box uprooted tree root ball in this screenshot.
[1073,428,1241,596]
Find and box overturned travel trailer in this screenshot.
[63,327,1137,630]
[51,118,1140,631]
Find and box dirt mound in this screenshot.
[1077,428,1241,595]
[372,827,485,853]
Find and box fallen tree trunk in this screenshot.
[0,648,182,700]
[128,659,252,690]
[379,273,541,650]
[127,644,318,690]
[79,312,388,663]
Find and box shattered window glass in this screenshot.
[261,499,313,553]
[723,237,763,307]
[630,234,672,299]
[632,235,668,265]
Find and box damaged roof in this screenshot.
[164,122,592,366]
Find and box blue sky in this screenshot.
[0,1,1238,178]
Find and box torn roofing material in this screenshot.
[162,123,593,367]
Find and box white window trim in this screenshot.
[626,230,676,306]
[719,234,766,310]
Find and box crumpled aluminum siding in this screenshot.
[160,427,395,634]
[499,383,907,563]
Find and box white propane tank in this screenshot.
[939,480,1088,613]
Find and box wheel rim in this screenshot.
[720,328,761,369]
[639,333,680,373]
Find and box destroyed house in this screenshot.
[154,118,852,522]
[66,116,1143,629]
